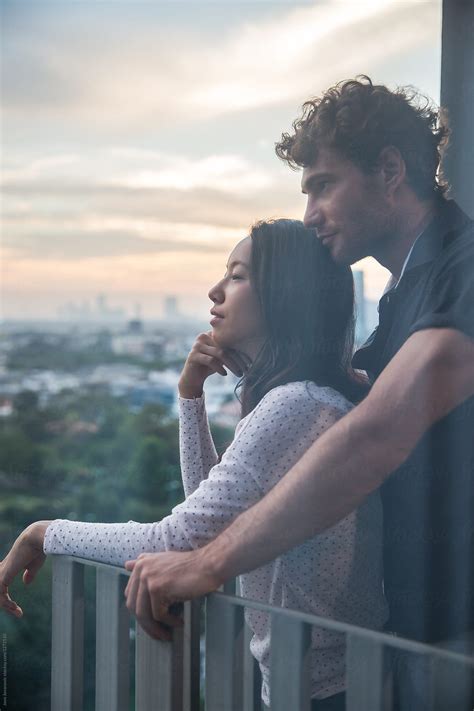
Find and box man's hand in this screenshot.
[0,521,50,618]
[130,328,474,591]
[124,547,223,640]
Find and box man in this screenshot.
[124,77,474,702]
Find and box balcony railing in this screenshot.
[50,555,474,711]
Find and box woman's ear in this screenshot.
[376,146,406,198]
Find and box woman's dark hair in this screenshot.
[239,218,367,417]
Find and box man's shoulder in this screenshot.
[438,201,474,258]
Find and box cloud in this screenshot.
[2,0,440,129]
[2,226,239,261]
[0,0,441,317]
[2,145,304,262]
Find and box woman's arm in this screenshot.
[1,384,348,620]
[0,521,50,618]
[177,331,246,496]
[178,395,218,497]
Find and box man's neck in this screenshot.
[374,198,437,281]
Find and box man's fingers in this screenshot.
[151,602,184,629]
[137,616,173,642]
[124,559,136,572]
[124,566,140,612]
[135,575,174,642]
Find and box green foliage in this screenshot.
[0,389,172,707]
[0,384,233,708]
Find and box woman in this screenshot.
[0,219,387,709]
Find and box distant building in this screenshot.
[353,270,367,344]
[164,296,179,320]
[58,294,125,323]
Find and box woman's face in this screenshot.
[208,237,265,360]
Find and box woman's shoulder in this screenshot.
[256,380,353,416]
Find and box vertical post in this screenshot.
[205,595,244,711]
[183,599,201,711]
[270,614,311,711]
[346,634,384,711]
[441,0,474,215]
[95,568,130,711]
[50,556,85,711]
[135,621,184,711]
[432,651,473,711]
[242,619,262,711]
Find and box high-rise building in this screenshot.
[353,270,367,343]
[164,296,179,320]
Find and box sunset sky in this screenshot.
[1,0,442,320]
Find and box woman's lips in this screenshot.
[210,314,224,326]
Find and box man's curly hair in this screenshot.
[275,76,450,200]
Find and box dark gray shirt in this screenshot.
[353,199,474,642]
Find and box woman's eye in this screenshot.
[231,274,243,281]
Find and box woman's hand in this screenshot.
[0,520,51,618]
[178,331,250,399]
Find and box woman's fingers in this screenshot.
[22,551,46,585]
[192,350,227,376]
[0,584,23,618]
[220,351,245,376]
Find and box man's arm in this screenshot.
[125,327,474,615]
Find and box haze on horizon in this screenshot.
[1,0,442,321]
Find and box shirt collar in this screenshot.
[383,199,471,295]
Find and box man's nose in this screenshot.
[303,199,322,230]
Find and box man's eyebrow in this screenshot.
[301,172,332,193]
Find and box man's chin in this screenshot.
[326,243,351,265]
[328,241,365,266]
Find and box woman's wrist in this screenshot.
[178,379,204,399]
[24,520,52,550]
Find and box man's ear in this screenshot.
[376,146,406,197]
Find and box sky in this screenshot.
[1,0,442,321]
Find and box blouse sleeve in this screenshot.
[178,395,219,497]
[44,383,350,567]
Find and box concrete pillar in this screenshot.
[440,0,474,217]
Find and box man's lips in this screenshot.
[318,232,337,246]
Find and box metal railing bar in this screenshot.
[270,614,311,711]
[242,621,262,711]
[205,593,245,711]
[346,634,384,711]
[95,567,130,711]
[51,556,85,711]
[182,599,201,711]
[213,592,474,667]
[135,621,184,711]
[50,555,132,576]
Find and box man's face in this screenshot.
[301,146,394,265]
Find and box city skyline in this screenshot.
[1,0,442,320]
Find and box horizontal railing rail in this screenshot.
[50,554,474,711]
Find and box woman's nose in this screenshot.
[208,279,224,303]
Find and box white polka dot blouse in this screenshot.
[44,380,388,704]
